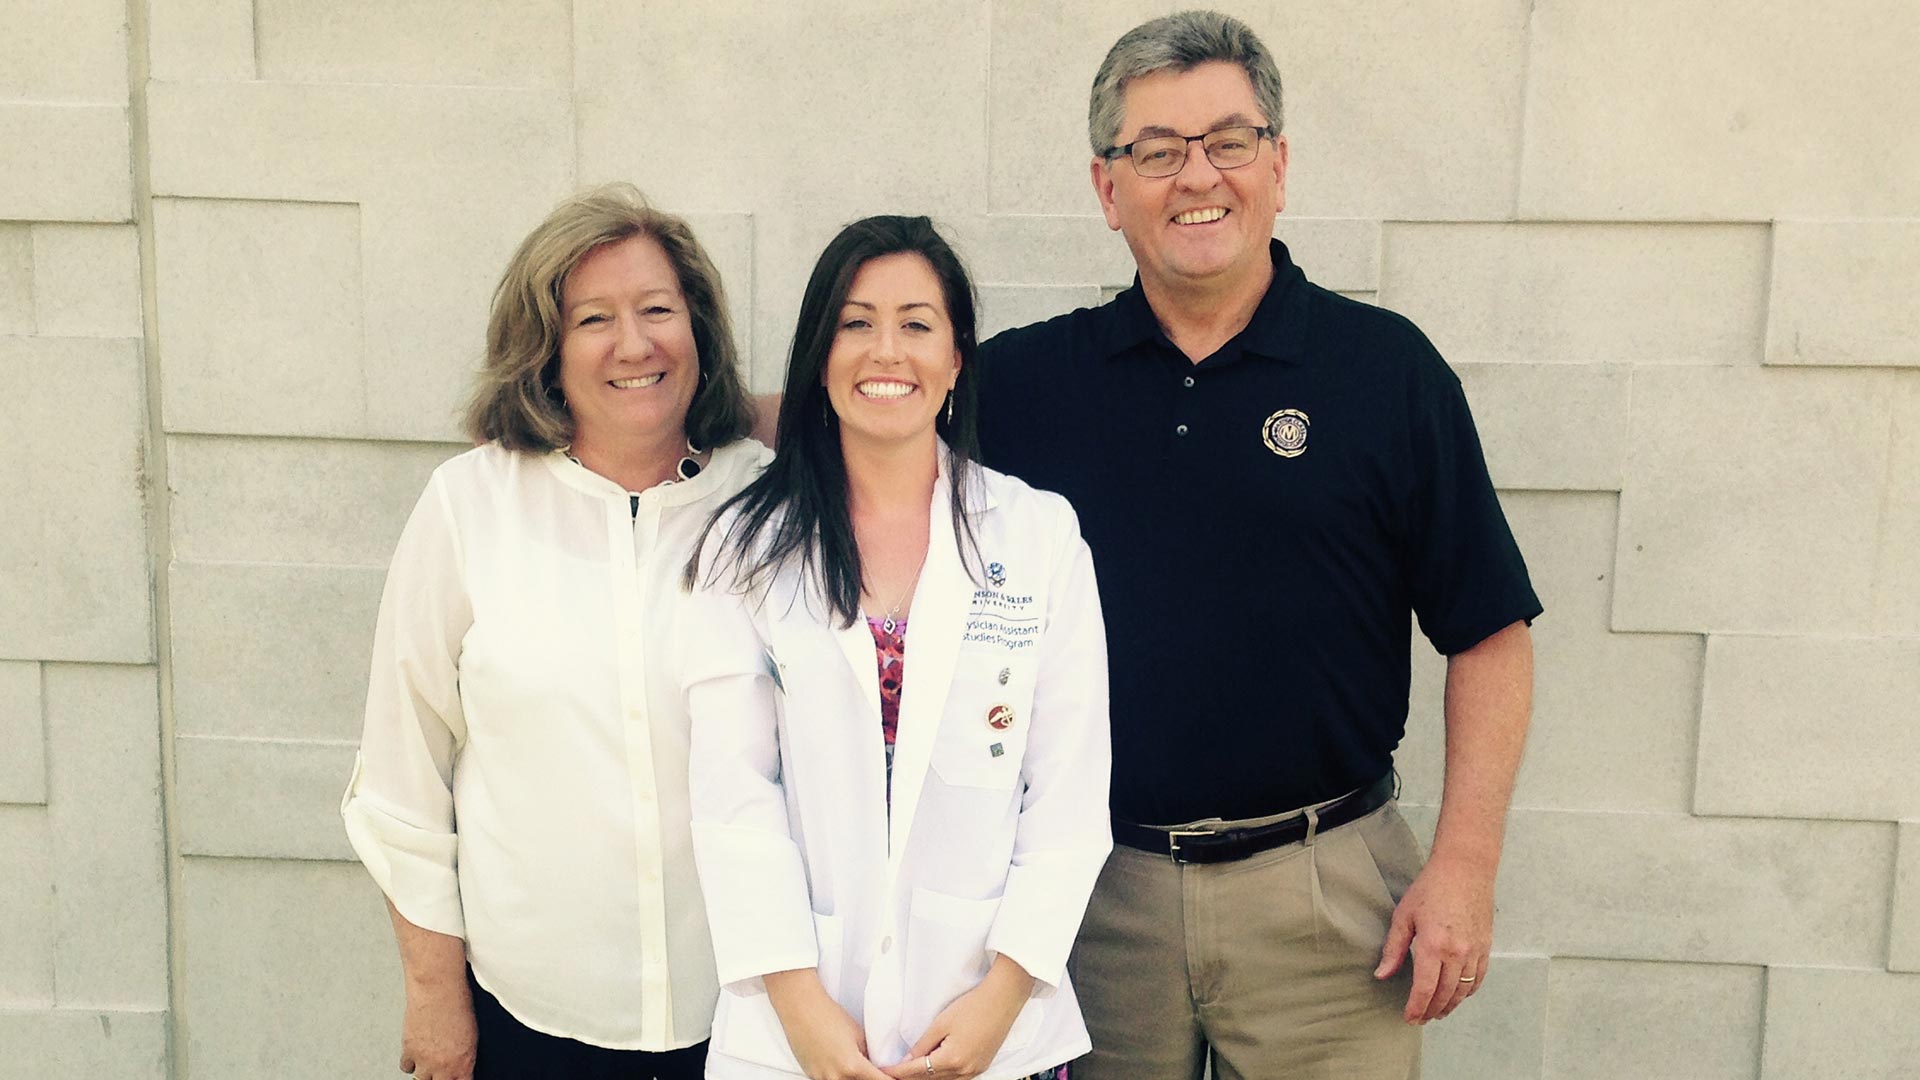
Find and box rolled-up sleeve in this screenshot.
[986,498,1112,991]
[680,553,818,990]
[342,474,473,938]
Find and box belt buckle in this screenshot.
[1165,828,1215,864]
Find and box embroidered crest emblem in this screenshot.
[986,561,1007,588]
[987,704,1015,731]
[1262,408,1310,458]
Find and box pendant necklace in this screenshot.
[561,439,701,484]
[878,546,930,635]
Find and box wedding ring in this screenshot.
[925,1055,935,1074]
[1458,975,1478,983]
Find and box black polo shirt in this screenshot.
[976,240,1541,824]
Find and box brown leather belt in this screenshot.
[1111,773,1396,864]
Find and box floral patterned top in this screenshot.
[866,615,907,804]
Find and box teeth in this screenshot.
[610,374,664,389]
[858,381,915,399]
[1174,207,1228,225]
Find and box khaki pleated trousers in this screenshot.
[1067,800,1426,1080]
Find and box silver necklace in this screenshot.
[877,546,929,635]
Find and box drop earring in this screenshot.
[945,390,954,425]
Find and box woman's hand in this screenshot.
[384,900,477,1079]
[883,955,1036,1080]
[765,969,892,1080]
[398,976,477,1080]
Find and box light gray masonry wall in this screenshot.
[0,2,1915,1077]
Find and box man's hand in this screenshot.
[1375,619,1531,1025]
[398,977,477,1080]
[882,955,1034,1079]
[765,969,892,1080]
[1373,852,1495,1024]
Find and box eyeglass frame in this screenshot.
[1100,125,1278,178]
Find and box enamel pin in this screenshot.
[1262,408,1310,458]
[987,561,1007,588]
[997,667,1011,685]
[987,704,1015,731]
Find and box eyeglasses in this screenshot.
[1103,125,1275,179]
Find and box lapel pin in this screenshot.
[997,667,1010,685]
[1261,408,1310,458]
[990,742,1005,758]
[987,704,1015,731]
[987,561,1007,588]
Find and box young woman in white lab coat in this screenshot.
[680,216,1111,1080]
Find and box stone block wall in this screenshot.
[1,2,1913,1076]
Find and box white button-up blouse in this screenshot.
[342,438,769,1050]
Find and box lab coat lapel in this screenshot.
[886,466,969,873]
[831,611,884,728]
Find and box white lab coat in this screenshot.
[679,456,1111,1080]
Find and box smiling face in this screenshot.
[556,234,699,452]
[1091,60,1288,297]
[823,252,961,454]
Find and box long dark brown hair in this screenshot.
[686,215,982,625]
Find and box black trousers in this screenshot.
[468,969,708,1080]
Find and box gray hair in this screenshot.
[1087,10,1285,155]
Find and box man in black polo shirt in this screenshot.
[974,12,1540,1079]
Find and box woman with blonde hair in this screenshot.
[343,183,766,1079]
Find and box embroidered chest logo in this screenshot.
[1262,408,1310,458]
[965,561,1037,651]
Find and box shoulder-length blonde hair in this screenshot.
[464,183,754,452]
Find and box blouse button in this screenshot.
[1183,376,1195,388]
[881,936,893,953]
[1175,424,1189,436]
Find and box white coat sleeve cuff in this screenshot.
[985,844,1110,992]
[693,821,819,988]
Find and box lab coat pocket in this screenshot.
[1003,994,1044,1057]
[901,887,1000,1047]
[929,662,1034,791]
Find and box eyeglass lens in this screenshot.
[1130,126,1264,178]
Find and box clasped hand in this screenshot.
[768,960,1034,1080]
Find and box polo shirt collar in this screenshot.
[1096,238,1312,365]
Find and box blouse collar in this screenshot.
[542,438,769,507]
